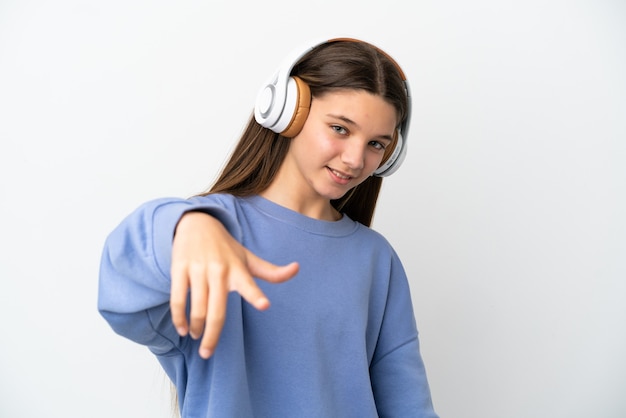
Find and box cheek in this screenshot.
[319,137,342,158]
[289,132,333,171]
[365,151,385,171]
[303,129,338,158]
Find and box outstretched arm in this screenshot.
[170,211,299,359]
[98,196,299,358]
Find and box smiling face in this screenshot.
[261,89,398,220]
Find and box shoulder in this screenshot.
[353,221,394,250]
[348,222,405,268]
[187,192,241,207]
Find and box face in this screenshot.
[279,89,398,204]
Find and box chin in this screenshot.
[323,189,352,201]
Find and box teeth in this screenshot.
[331,169,350,179]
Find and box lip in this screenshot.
[327,167,354,185]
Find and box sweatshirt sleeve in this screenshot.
[369,251,439,418]
[97,196,242,354]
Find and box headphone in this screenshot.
[254,37,411,177]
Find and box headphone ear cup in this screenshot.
[280,76,311,137]
[373,131,406,177]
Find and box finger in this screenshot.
[232,273,272,311]
[170,263,190,336]
[188,264,209,340]
[245,251,300,284]
[198,270,229,359]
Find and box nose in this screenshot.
[341,140,366,171]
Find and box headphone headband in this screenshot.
[254,37,411,177]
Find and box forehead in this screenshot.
[311,89,399,129]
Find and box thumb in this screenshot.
[233,251,299,311]
[245,250,300,284]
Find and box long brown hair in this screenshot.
[201,40,409,226]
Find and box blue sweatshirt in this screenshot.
[98,194,438,418]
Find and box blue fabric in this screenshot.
[98,194,438,418]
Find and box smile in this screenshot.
[327,167,354,184]
[330,169,351,179]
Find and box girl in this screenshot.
[99,37,439,417]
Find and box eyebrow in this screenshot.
[326,113,394,142]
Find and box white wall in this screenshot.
[1,1,624,417]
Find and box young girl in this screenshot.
[99,37,439,417]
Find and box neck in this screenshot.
[260,175,340,222]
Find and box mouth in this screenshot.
[327,167,355,184]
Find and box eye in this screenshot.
[369,140,387,151]
[331,125,348,135]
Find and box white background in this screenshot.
[1,1,624,417]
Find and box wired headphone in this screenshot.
[254,37,411,177]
